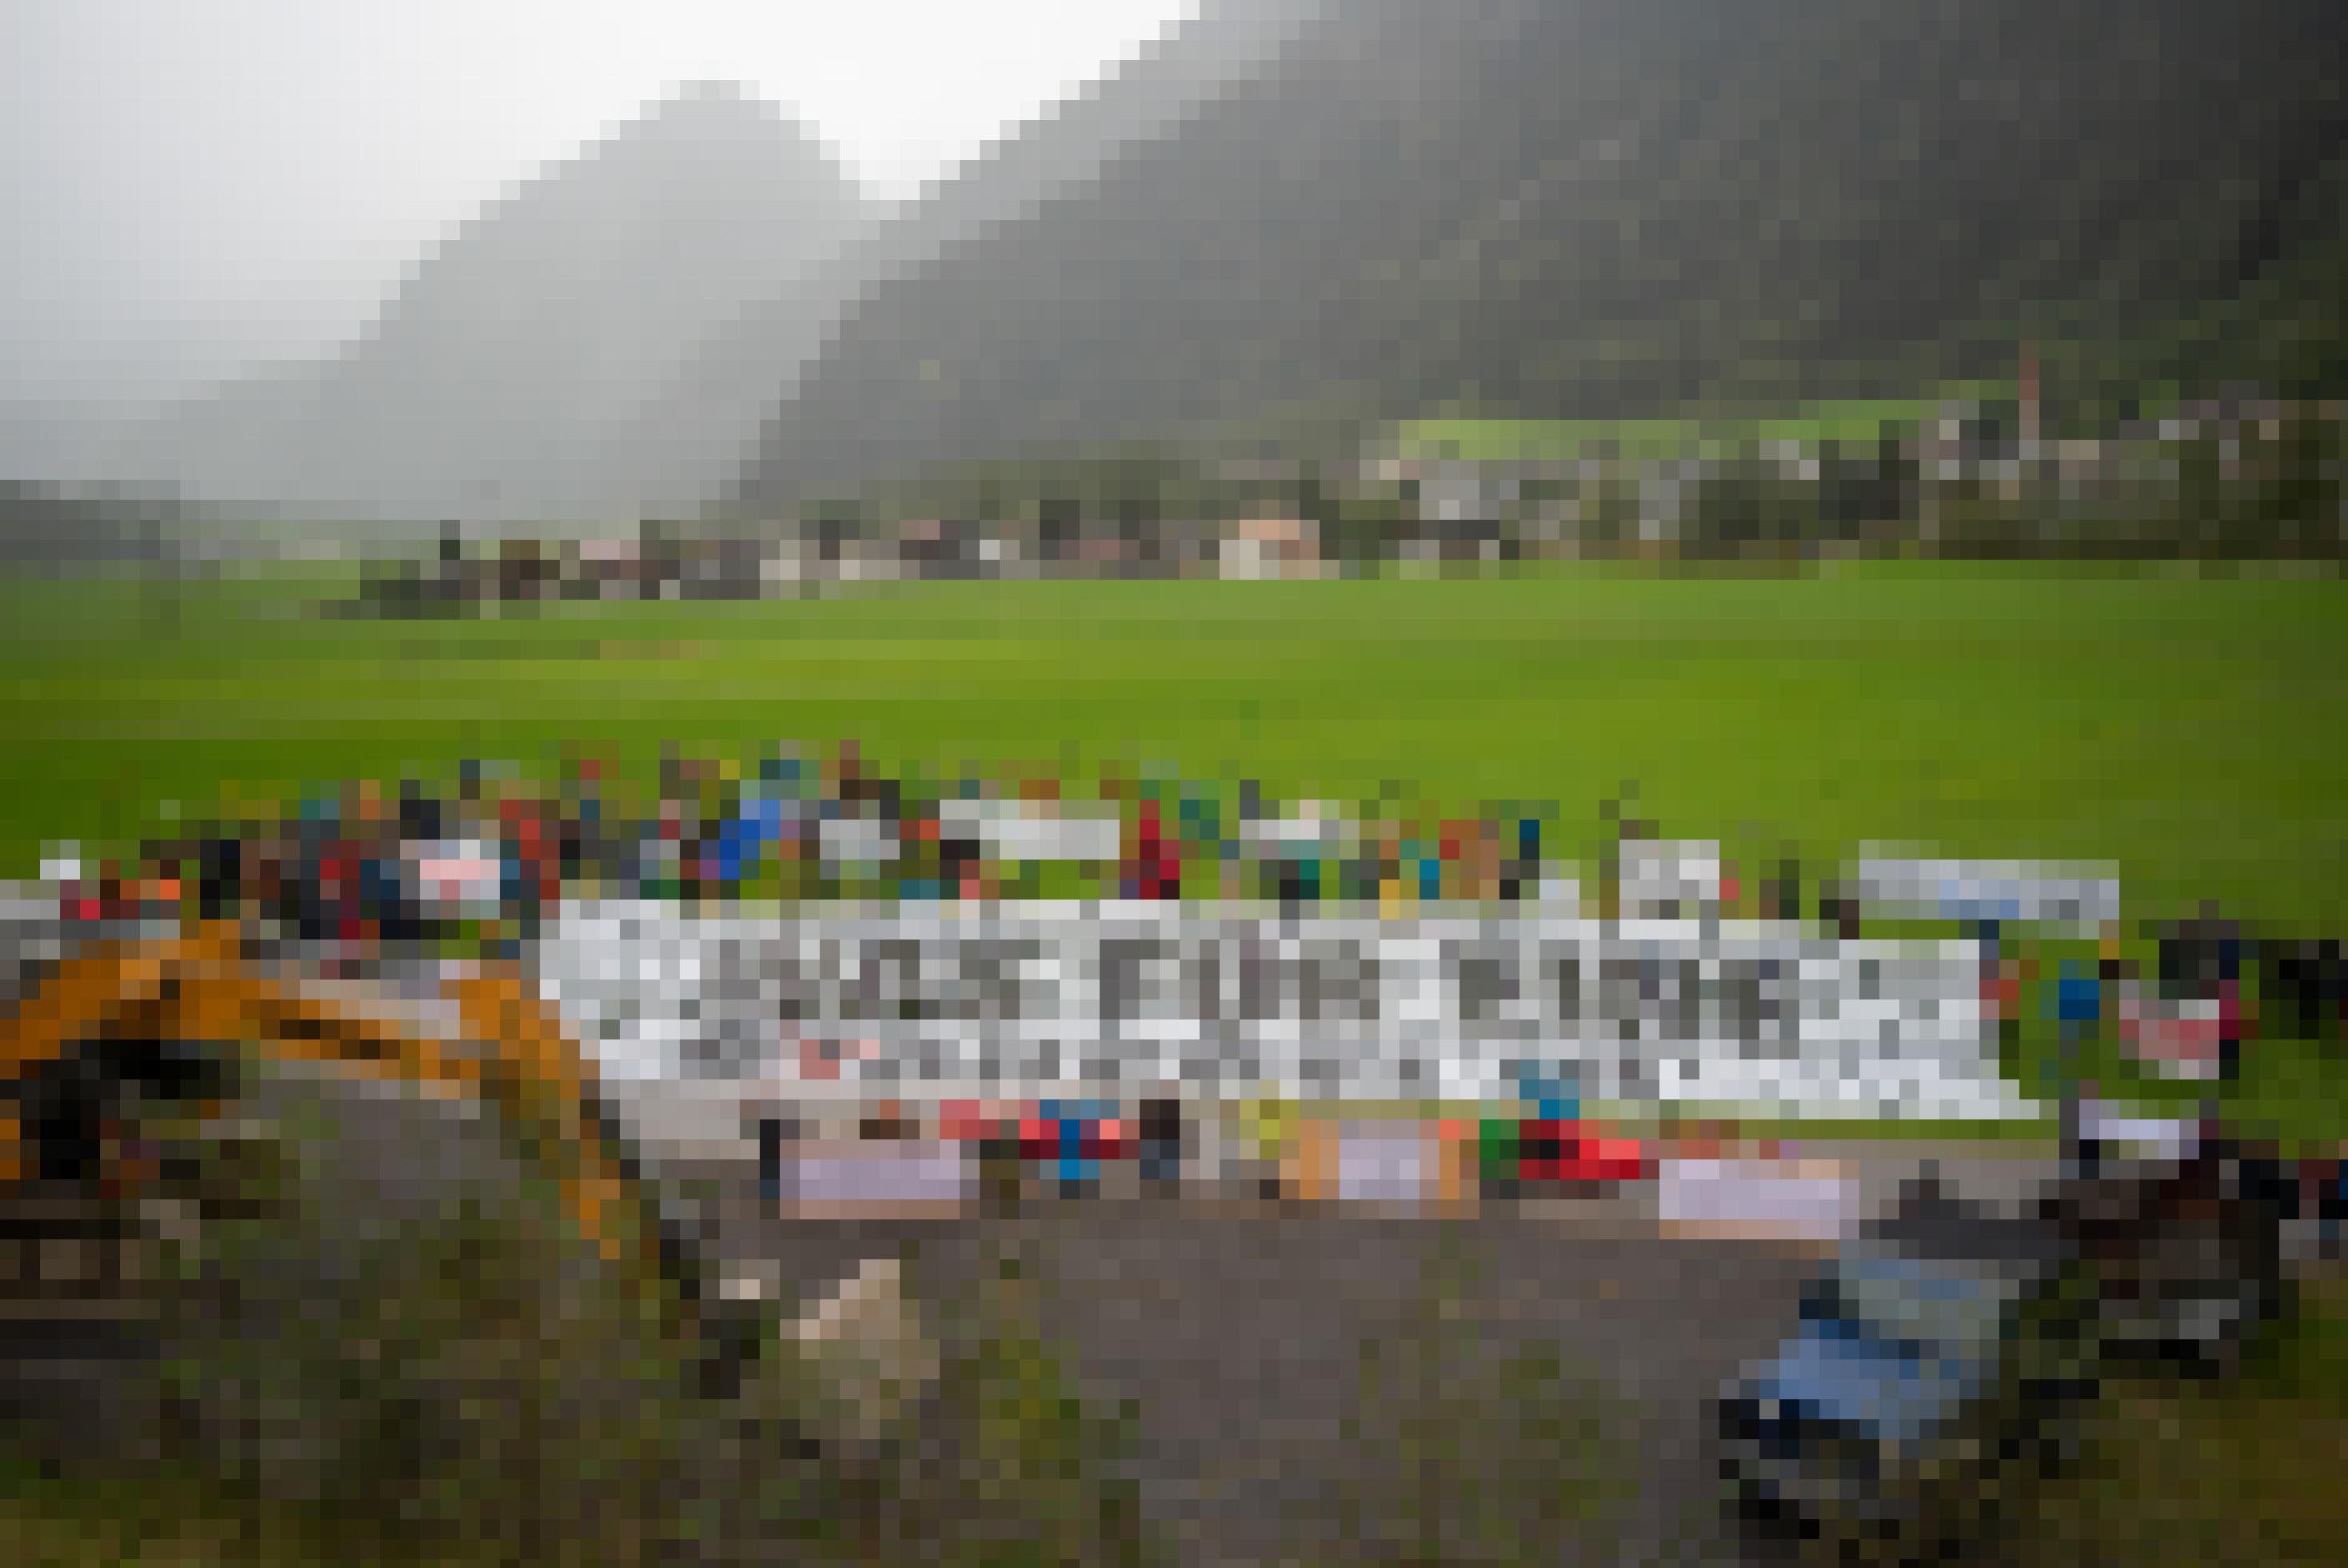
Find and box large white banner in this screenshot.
[541,900,2033,1119]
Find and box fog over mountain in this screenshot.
[0,292,362,490]
[605,0,1327,518]
[115,82,869,524]
[90,0,1313,524]
[26,0,2347,527]
[739,0,2348,508]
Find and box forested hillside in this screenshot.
[740,0,2348,508]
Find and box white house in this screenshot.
[1217,516,1323,581]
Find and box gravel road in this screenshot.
[678,1143,2061,1566]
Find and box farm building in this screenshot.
[1217,515,1324,580]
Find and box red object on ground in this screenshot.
[939,1099,992,1141]
[1517,1120,1655,1184]
[1080,1120,1132,1159]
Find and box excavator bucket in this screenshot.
[1,922,689,1306]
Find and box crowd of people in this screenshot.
[52,744,1570,958]
[42,744,2343,1071]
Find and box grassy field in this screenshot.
[2017,1271,2348,1566]
[2,561,2343,934]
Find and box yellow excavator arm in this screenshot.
[1,922,665,1288]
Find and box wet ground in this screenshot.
[0,918,2064,1563]
[679,1143,2061,1566]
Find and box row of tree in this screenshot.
[779,399,2348,569]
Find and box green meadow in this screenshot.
[2,561,2342,933]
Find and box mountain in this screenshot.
[0,399,134,489]
[737,0,2348,509]
[0,478,178,572]
[606,0,1329,519]
[119,82,870,524]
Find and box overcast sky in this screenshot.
[2,0,1200,402]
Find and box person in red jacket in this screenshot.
[1126,798,1181,900]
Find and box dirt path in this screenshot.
[670,1137,2064,1565]
[684,1182,1807,1563]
